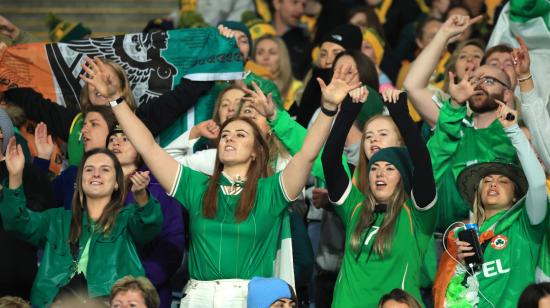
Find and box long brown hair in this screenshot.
[79,59,136,111]
[352,115,405,257]
[236,100,288,172]
[351,178,407,257]
[356,115,403,196]
[202,117,271,221]
[69,148,127,243]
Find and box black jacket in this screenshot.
[295,67,332,128]
[5,78,214,141]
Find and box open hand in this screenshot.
[318,62,362,109]
[496,100,518,128]
[242,81,276,120]
[5,137,24,177]
[448,71,483,105]
[79,57,121,100]
[34,122,54,160]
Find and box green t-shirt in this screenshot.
[169,164,292,280]
[332,185,436,308]
[457,201,547,308]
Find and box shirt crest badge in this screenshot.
[491,235,508,250]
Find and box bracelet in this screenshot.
[320,105,338,116]
[518,74,532,82]
[109,96,124,107]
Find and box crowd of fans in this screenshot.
[0,0,549,307]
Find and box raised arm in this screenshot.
[245,84,338,182]
[513,35,550,170]
[281,63,362,200]
[403,15,482,128]
[0,137,51,248]
[426,70,481,182]
[4,88,79,141]
[321,94,363,204]
[296,67,331,127]
[135,78,214,136]
[81,57,180,193]
[383,90,436,208]
[496,102,547,225]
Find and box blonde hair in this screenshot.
[253,35,293,99]
[0,296,30,308]
[110,276,159,308]
[472,176,518,225]
[79,59,136,111]
[356,115,404,197]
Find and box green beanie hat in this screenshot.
[367,147,413,193]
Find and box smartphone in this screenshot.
[458,228,484,266]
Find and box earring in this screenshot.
[251,155,256,161]
[114,184,118,191]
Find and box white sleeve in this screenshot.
[172,148,217,176]
[520,88,550,171]
[505,124,548,225]
[163,130,199,161]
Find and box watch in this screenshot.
[109,96,124,107]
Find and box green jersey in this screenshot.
[169,164,293,281]
[332,185,437,308]
[427,101,518,231]
[446,200,547,308]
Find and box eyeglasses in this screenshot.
[480,76,510,89]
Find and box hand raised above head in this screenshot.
[190,119,220,140]
[79,56,121,100]
[448,71,483,106]
[318,62,362,109]
[0,15,21,40]
[217,25,235,39]
[381,89,403,104]
[34,122,54,160]
[512,34,531,78]
[5,137,24,177]
[440,14,483,43]
[242,81,276,120]
[349,85,369,104]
